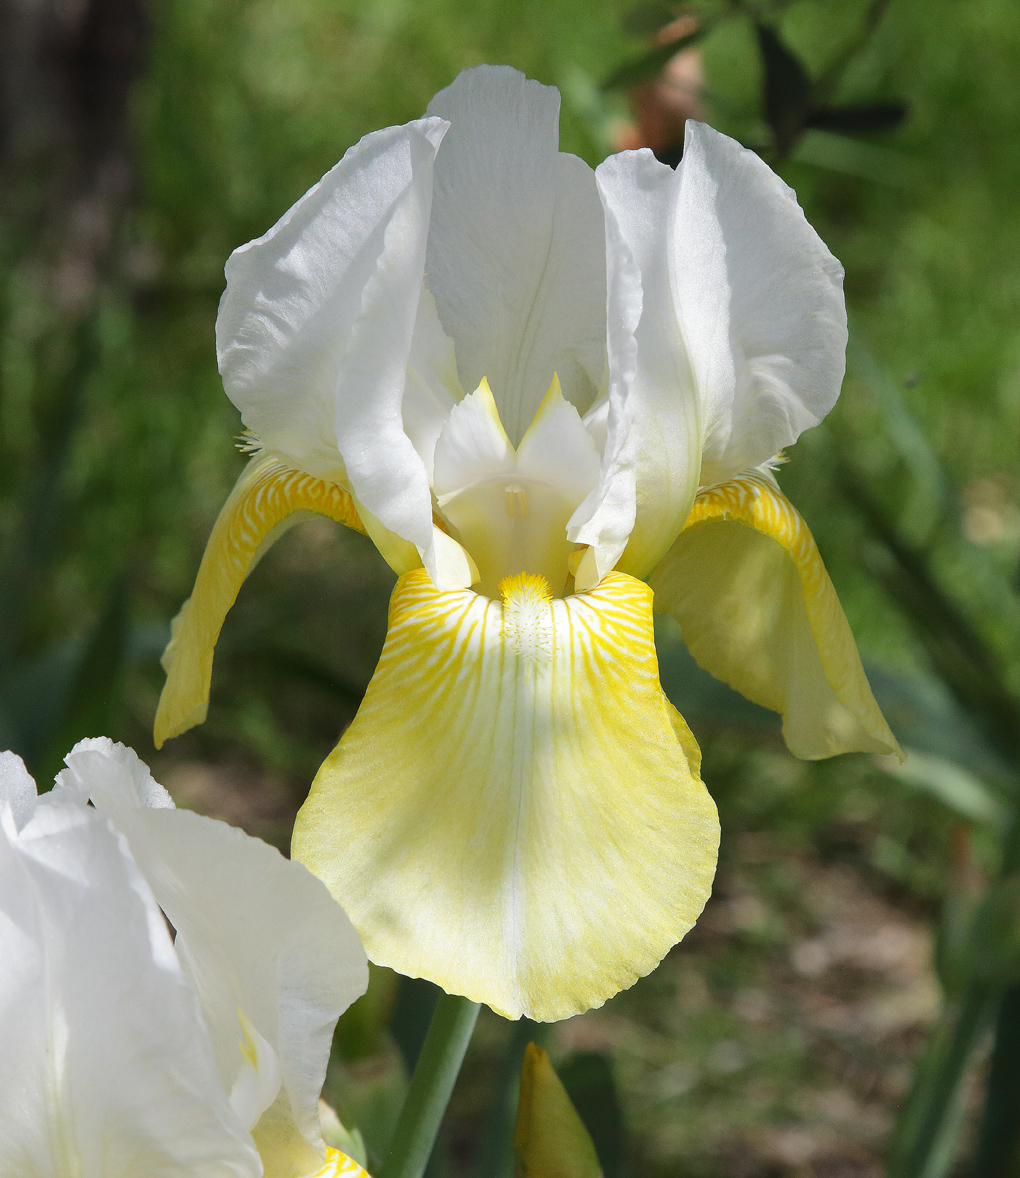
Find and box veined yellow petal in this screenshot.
[312,1148,371,1178]
[154,453,363,748]
[292,570,719,1022]
[649,471,901,760]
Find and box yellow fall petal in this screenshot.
[514,1043,602,1178]
[292,569,719,1023]
[154,452,363,748]
[648,471,901,760]
[312,1148,372,1178]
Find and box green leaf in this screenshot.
[935,888,983,998]
[972,985,1020,1177]
[883,747,1008,831]
[971,877,1020,987]
[514,1044,603,1178]
[38,576,130,784]
[557,1053,626,1178]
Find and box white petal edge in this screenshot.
[672,122,847,486]
[59,738,369,1158]
[0,750,36,831]
[0,779,259,1177]
[330,122,449,575]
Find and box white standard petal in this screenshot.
[671,122,847,485]
[402,287,463,482]
[217,115,447,552]
[571,148,702,584]
[0,782,258,1178]
[331,123,450,568]
[425,65,607,444]
[59,738,369,1160]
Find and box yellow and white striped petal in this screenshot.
[649,471,901,760]
[154,452,363,748]
[313,1149,372,1178]
[292,570,719,1023]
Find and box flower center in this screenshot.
[431,375,602,599]
[439,473,588,598]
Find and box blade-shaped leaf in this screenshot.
[557,1053,626,1178]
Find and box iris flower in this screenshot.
[154,66,899,1022]
[0,739,369,1178]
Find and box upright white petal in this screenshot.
[217,116,448,559]
[402,288,463,482]
[571,148,702,582]
[425,65,607,444]
[59,738,369,1160]
[0,777,257,1178]
[672,122,847,486]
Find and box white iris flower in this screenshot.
[154,66,899,1022]
[0,740,369,1178]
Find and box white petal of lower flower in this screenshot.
[0,749,36,830]
[672,122,847,486]
[425,65,607,444]
[0,778,258,1178]
[59,738,369,1162]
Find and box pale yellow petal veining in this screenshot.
[649,471,901,760]
[154,452,363,748]
[292,570,719,1022]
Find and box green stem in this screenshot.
[380,992,480,1178]
[474,1019,549,1178]
[889,985,995,1178]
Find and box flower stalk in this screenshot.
[380,993,481,1178]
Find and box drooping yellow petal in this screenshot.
[292,570,719,1023]
[514,1043,602,1178]
[154,452,363,748]
[648,471,901,760]
[312,1148,372,1178]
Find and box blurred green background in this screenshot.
[2,0,1020,1174]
